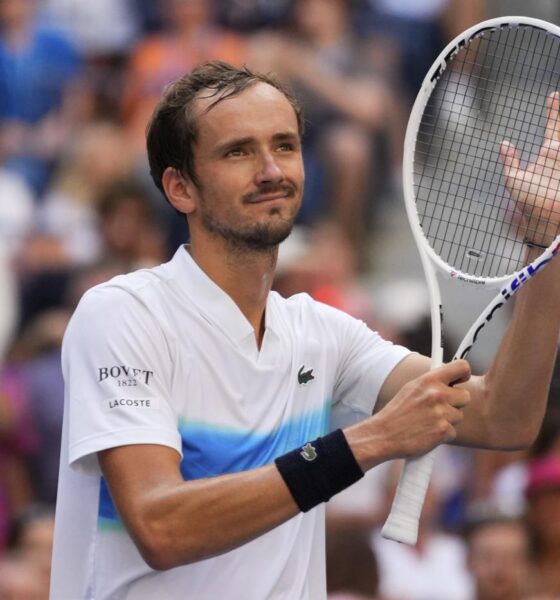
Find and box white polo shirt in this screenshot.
[50,246,409,600]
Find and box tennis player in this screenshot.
[50,61,560,599]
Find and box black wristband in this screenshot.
[275,429,364,512]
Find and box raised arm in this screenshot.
[369,92,560,452]
[453,91,560,448]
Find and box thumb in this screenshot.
[433,359,471,387]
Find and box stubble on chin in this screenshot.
[201,206,295,254]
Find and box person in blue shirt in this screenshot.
[0,0,81,195]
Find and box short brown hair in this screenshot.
[146,60,304,199]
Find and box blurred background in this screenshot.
[1,0,560,598]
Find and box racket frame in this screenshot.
[382,15,560,545]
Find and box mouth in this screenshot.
[243,186,296,205]
[247,192,290,204]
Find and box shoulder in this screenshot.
[76,265,163,307]
[271,291,375,349]
[66,264,174,340]
[278,291,363,327]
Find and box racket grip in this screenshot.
[380,450,436,545]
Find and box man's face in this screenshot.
[186,82,304,252]
[527,488,560,546]
[467,522,530,600]
[0,0,34,26]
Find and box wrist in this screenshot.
[275,429,363,513]
[344,417,396,472]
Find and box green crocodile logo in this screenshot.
[298,365,315,385]
[300,442,317,461]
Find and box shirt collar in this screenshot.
[168,245,279,346]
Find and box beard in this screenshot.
[201,207,295,251]
[199,184,299,252]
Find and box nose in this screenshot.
[255,152,283,185]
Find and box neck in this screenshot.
[188,238,278,347]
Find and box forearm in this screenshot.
[101,353,478,570]
[144,467,298,569]
[458,250,560,448]
[100,446,299,570]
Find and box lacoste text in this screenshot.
[106,398,155,409]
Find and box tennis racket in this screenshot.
[381,16,560,545]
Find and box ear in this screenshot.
[162,167,197,214]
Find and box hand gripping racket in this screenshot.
[381,16,560,545]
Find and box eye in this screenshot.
[224,147,247,158]
[276,136,301,152]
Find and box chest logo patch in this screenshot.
[298,365,315,385]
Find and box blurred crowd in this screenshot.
[0,0,559,598]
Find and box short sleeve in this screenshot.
[62,285,181,475]
[327,307,410,428]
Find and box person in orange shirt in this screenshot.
[122,0,248,162]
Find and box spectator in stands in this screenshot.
[0,554,46,599]
[0,242,17,361]
[249,0,403,253]
[121,0,250,248]
[96,181,168,269]
[371,460,471,600]
[464,509,532,600]
[357,0,486,99]
[525,453,560,598]
[274,221,379,327]
[0,362,37,552]
[215,0,291,32]
[17,311,69,504]
[40,0,140,60]
[39,0,142,120]
[22,121,133,272]
[0,169,34,257]
[0,0,82,195]
[122,0,248,162]
[326,518,382,599]
[470,398,560,519]
[6,503,54,596]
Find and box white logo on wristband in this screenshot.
[300,443,318,461]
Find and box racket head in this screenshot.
[403,16,560,285]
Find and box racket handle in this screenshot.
[380,450,436,545]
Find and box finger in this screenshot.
[448,404,465,426]
[443,424,457,444]
[432,359,471,386]
[448,388,471,410]
[544,91,560,143]
[500,140,521,176]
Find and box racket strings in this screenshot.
[472,27,530,269]
[464,27,560,257]
[448,30,552,268]
[416,35,508,272]
[429,27,533,274]
[414,24,560,278]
